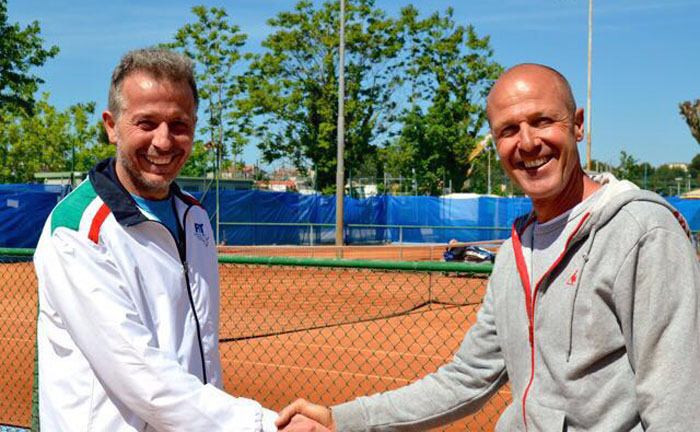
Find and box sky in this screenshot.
[6,0,700,169]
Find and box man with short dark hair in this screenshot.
[276,64,700,431]
[34,47,277,431]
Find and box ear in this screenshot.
[102,110,119,144]
[574,108,585,142]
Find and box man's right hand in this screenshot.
[275,399,336,431]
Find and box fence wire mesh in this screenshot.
[1,250,509,431]
[0,251,36,430]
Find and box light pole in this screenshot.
[586,0,593,171]
[335,0,346,254]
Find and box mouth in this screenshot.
[142,154,176,167]
[520,156,551,170]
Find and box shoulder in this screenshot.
[616,200,689,239]
[49,180,112,243]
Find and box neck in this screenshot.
[532,172,600,223]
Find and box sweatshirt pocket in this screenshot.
[524,398,568,432]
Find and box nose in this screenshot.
[517,123,539,153]
[152,122,173,151]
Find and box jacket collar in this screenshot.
[88,158,194,227]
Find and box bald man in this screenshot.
[276,64,700,431]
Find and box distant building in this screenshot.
[34,171,85,189]
[666,163,689,172]
[346,182,378,198]
[34,171,254,193]
[176,177,254,193]
[221,164,266,180]
[257,179,297,193]
[265,165,315,194]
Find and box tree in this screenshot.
[245,0,404,194]
[384,7,502,195]
[651,164,688,196]
[689,153,700,180]
[0,93,110,183]
[679,99,700,145]
[0,0,58,116]
[178,140,211,177]
[613,150,644,181]
[163,6,250,177]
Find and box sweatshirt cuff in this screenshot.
[332,401,366,432]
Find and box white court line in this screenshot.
[0,337,33,343]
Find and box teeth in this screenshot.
[145,155,173,166]
[524,157,548,169]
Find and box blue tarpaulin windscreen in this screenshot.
[193,191,532,245]
[4,185,700,247]
[0,185,70,248]
[383,196,532,243]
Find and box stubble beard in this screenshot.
[116,145,172,198]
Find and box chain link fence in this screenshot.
[0,249,508,431]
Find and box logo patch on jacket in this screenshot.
[193,223,210,246]
[566,269,578,287]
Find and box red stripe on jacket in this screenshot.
[88,203,112,244]
[512,212,590,431]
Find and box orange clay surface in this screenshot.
[0,245,508,430]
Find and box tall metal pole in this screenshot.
[487,144,492,195]
[335,0,346,251]
[586,0,593,171]
[70,141,75,189]
[216,143,220,245]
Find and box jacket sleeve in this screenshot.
[37,227,272,431]
[613,223,700,430]
[331,280,508,431]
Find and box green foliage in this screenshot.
[599,150,695,196]
[384,7,503,195]
[679,100,700,145]
[0,93,112,183]
[0,0,59,116]
[245,0,404,194]
[463,147,511,196]
[163,5,250,177]
[613,150,643,180]
[689,153,700,179]
[0,2,108,185]
[179,140,211,177]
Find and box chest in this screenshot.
[490,236,628,391]
[104,215,218,345]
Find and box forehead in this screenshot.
[120,72,195,114]
[487,70,569,126]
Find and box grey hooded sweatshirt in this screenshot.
[332,174,700,431]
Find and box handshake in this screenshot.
[274,399,335,431]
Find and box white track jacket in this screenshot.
[34,158,275,431]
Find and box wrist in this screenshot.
[328,407,337,432]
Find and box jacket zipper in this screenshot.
[171,200,209,385]
[511,213,590,430]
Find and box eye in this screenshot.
[170,121,193,135]
[137,120,156,131]
[532,117,553,128]
[499,125,518,138]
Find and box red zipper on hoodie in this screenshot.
[511,212,590,430]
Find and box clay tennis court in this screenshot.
[0,246,508,430]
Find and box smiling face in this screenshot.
[102,72,196,200]
[487,65,592,221]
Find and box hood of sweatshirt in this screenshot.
[570,172,691,245]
